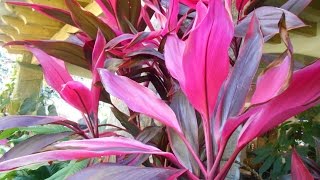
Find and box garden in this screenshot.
[0,0,319,179]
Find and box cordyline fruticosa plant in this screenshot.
[0,0,319,179]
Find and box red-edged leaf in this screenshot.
[65,0,115,40]
[69,163,185,180]
[291,149,314,180]
[91,30,107,116]
[60,81,92,114]
[168,91,199,174]
[281,0,312,15]
[26,47,73,92]
[251,52,292,104]
[238,60,320,148]
[0,116,68,131]
[0,132,72,162]
[6,41,89,69]
[106,34,134,50]
[6,1,76,26]
[164,0,179,33]
[235,7,306,41]
[181,0,233,121]
[116,0,141,33]
[99,69,182,133]
[218,13,263,129]
[236,0,250,11]
[0,137,180,171]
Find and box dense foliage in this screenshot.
[0,0,319,179]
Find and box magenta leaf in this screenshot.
[6,1,76,26]
[99,69,182,133]
[0,132,72,162]
[60,81,92,114]
[291,149,314,180]
[26,47,73,92]
[238,60,320,148]
[235,7,306,41]
[0,137,180,171]
[218,13,263,128]
[68,163,186,180]
[164,34,185,86]
[95,0,119,31]
[181,0,234,121]
[91,30,107,116]
[0,116,69,131]
[164,0,179,33]
[251,52,292,104]
[281,0,312,15]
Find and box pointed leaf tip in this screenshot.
[98,69,182,133]
[291,149,314,180]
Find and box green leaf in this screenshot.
[19,125,71,135]
[37,105,47,116]
[0,128,19,139]
[19,97,38,115]
[46,160,88,180]
[259,155,276,174]
[272,157,283,176]
[48,105,58,116]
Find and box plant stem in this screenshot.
[204,119,213,173]
[82,113,95,138]
[208,140,227,178]
[178,132,207,177]
[215,147,241,180]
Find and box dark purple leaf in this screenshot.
[219,14,263,127]
[116,0,142,33]
[68,163,185,180]
[0,116,68,131]
[0,132,72,162]
[126,48,164,60]
[6,41,89,69]
[65,0,115,40]
[6,1,76,26]
[235,7,306,41]
[168,90,199,174]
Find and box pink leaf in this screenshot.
[99,69,182,133]
[60,81,92,114]
[0,137,180,171]
[251,52,293,104]
[181,0,233,120]
[26,47,73,92]
[164,0,179,33]
[291,149,314,180]
[164,34,186,86]
[91,29,107,115]
[95,0,119,31]
[238,60,320,148]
